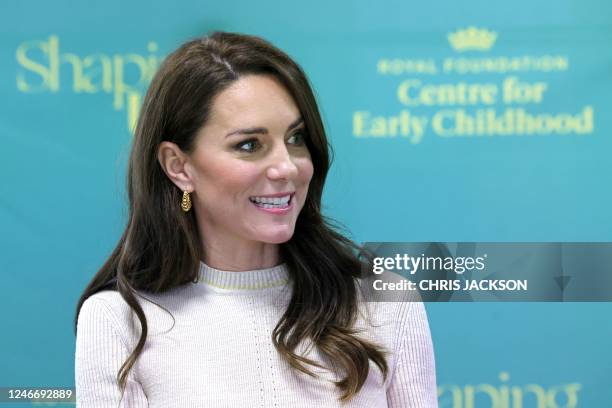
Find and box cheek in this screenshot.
[298,158,314,184]
[194,159,259,198]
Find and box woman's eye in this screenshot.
[287,130,306,146]
[234,138,261,153]
[234,131,306,153]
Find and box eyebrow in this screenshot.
[225,117,304,138]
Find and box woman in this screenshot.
[74,31,437,407]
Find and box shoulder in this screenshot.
[354,270,430,370]
[79,286,192,340]
[77,290,137,345]
[81,289,127,308]
[79,290,134,325]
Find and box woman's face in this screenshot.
[186,74,314,247]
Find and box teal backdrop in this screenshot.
[1,1,611,406]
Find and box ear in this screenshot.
[157,141,194,191]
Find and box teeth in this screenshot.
[250,195,291,205]
[258,202,288,209]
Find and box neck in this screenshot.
[200,235,281,272]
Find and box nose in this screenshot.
[266,145,299,180]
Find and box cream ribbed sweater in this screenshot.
[75,262,438,407]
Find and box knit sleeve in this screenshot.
[75,296,148,407]
[386,301,438,407]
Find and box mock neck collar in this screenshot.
[197,260,289,290]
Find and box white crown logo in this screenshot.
[448,27,497,52]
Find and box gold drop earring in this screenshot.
[181,190,192,212]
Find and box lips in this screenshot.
[249,191,295,199]
[249,191,295,205]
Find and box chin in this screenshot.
[256,226,296,244]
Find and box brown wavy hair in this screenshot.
[74,31,387,402]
